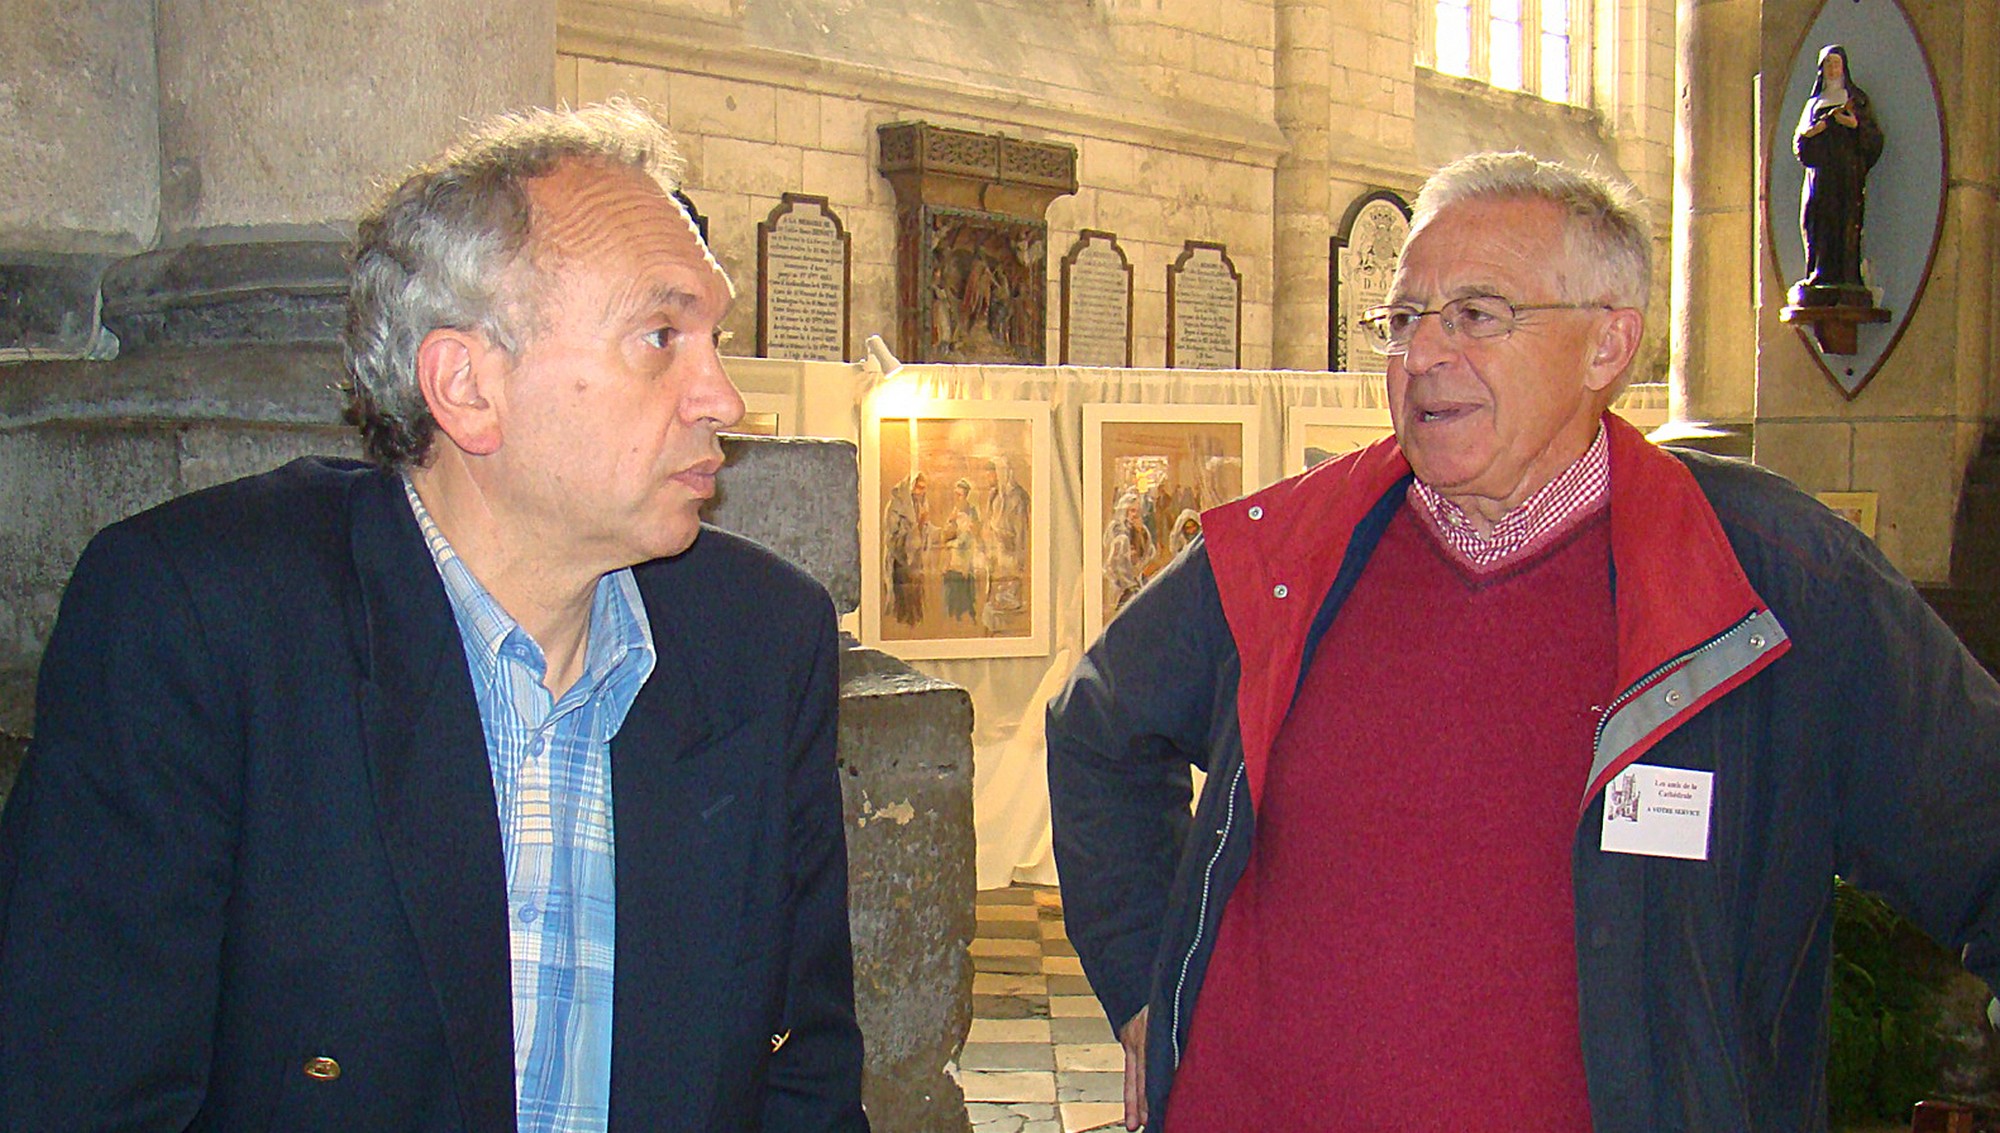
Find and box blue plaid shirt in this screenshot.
[406,481,656,1133]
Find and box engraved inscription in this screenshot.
[758,195,850,362]
[1334,198,1409,373]
[1063,232,1131,367]
[1170,244,1240,369]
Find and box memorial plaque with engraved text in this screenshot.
[757,194,851,362]
[1329,191,1411,372]
[1168,242,1241,369]
[1061,230,1132,367]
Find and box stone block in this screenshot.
[837,643,975,1133]
[0,256,114,361]
[573,57,674,111]
[1093,191,1168,237]
[801,150,872,210]
[554,55,580,105]
[1749,420,1853,494]
[775,89,823,150]
[153,0,551,236]
[17,345,349,428]
[0,425,183,670]
[0,730,24,821]
[177,425,359,494]
[0,666,33,816]
[0,342,356,669]
[0,0,158,254]
[844,208,898,263]
[707,436,861,614]
[697,137,803,198]
[671,73,780,145]
[1851,419,1961,585]
[821,98,877,158]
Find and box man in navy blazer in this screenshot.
[0,103,867,1132]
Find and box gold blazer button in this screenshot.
[303,1056,342,1081]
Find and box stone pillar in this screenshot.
[1668,0,1759,449]
[1,0,555,806]
[154,0,553,245]
[103,0,555,353]
[838,649,976,1133]
[1270,0,1335,371]
[1955,0,2000,422]
[712,436,977,1133]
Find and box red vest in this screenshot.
[1166,506,1615,1131]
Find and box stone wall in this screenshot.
[557,0,1676,376]
[558,0,1285,370]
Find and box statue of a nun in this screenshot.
[1791,44,1885,305]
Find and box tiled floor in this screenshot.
[964,885,1128,1133]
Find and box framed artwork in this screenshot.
[1815,490,1879,538]
[1284,405,1394,477]
[725,391,792,438]
[1083,404,1261,635]
[861,399,1052,659]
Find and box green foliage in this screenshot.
[1830,879,1948,1127]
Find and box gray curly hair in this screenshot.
[342,99,685,467]
[1411,151,1652,311]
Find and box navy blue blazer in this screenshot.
[0,458,867,1132]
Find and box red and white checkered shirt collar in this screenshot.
[1408,423,1610,571]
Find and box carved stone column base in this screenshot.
[101,241,348,354]
[0,256,117,361]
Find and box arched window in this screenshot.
[1422,0,1588,105]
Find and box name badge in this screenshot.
[1599,763,1713,861]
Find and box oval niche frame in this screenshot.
[1762,0,1947,400]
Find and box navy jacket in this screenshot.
[1049,416,2000,1131]
[0,458,867,1132]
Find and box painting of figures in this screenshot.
[917,208,1048,365]
[1083,405,1261,635]
[862,399,1051,659]
[1283,405,1394,476]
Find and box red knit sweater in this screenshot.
[1164,504,1616,1131]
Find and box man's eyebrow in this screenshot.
[1386,282,1511,305]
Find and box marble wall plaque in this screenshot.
[757,194,852,362]
[1329,190,1411,373]
[1060,230,1132,367]
[1167,241,1241,369]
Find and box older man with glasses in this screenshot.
[1048,151,2000,1132]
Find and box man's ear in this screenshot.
[1584,307,1645,393]
[416,328,504,456]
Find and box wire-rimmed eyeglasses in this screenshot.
[1357,295,1614,355]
